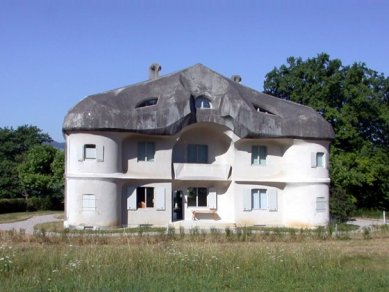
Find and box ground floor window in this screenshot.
[82,194,96,211]
[252,189,267,209]
[137,187,154,208]
[316,197,326,212]
[187,187,207,207]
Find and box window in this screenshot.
[84,144,96,159]
[195,96,212,109]
[316,197,326,212]
[252,189,267,209]
[78,144,104,162]
[136,187,154,208]
[253,104,275,115]
[311,152,325,168]
[187,187,208,207]
[136,98,158,108]
[244,189,278,211]
[82,194,96,211]
[138,142,155,161]
[251,145,267,166]
[187,144,208,163]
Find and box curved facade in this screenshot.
[63,64,334,229]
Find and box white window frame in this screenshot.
[311,152,325,168]
[187,187,208,207]
[136,187,154,208]
[251,189,267,209]
[78,144,104,162]
[84,144,96,159]
[244,188,278,212]
[251,145,267,166]
[82,194,96,212]
[138,142,155,162]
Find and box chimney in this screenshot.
[231,75,242,83]
[149,63,162,80]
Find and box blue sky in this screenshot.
[1,0,388,142]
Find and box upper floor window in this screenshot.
[138,142,155,162]
[187,187,208,207]
[251,145,267,166]
[78,144,104,162]
[311,152,325,168]
[187,144,208,163]
[195,96,212,109]
[253,104,275,115]
[84,144,96,159]
[136,98,158,108]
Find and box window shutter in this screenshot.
[243,189,252,211]
[127,186,137,210]
[155,187,166,211]
[259,146,267,165]
[78,145,84,161]
[208,188,217,209]
[97,145,104,162]
[147,142,155,161]
[251,146,258,165]
[311,152,317,168]
[268,189,278,211]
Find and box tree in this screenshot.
[0,125,53,198]
[263,53,389,212]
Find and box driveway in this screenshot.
[0,214,62,234]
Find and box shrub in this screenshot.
[0,198,27,213]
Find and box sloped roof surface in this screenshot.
[63,64,334,140]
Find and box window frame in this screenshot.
[136,187,154,208]
[316,152,325,167]
[187,187,208,207]
[84,144,97,160]
[137,141,156,162]
[187,144,208,163]
[316,197,327,212]
[251,189,267,210]
[195,96,212,109]
[136,98,158,108]
[251,145,267,166]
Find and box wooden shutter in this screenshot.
[77,145,84,161]
[97,145,104,162]
[207,188,217,209]
[155,187,165,211]
[268,189,278,211]
[243,189,252,211]
[311,152,317,168]
[127,186,137,210]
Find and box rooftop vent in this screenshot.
[149,63,161,80]
[231,75,242,83]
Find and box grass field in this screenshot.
[1,225,389,291]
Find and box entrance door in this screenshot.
[172,190,184,221]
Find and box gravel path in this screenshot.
[0,214,62,234]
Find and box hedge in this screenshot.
[0,197,63,214]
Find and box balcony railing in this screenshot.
[173,163,231,181]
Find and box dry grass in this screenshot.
[0,211,63,224]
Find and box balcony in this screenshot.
[173,163,231,181]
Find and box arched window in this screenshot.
[195,96,212,109]
[136,98,158,108]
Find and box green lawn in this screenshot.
[1,227,389,291]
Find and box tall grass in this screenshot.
[1,224,389,290]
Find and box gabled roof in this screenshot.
[63,64,334,140]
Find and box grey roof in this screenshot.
[63,64,334,140]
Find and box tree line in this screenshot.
[263,53,389,220]
[0,125,64,210]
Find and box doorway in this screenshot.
[172,190,184,221]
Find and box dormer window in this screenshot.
[253,104,275,115]
[136,98,158,108]
[195,96,212,109]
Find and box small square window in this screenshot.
[82,194,96,211]
[84,144,96,159]
[251,145,267,166]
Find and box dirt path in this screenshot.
[0,214,62,234]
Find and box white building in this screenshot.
[63,64,334,229]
